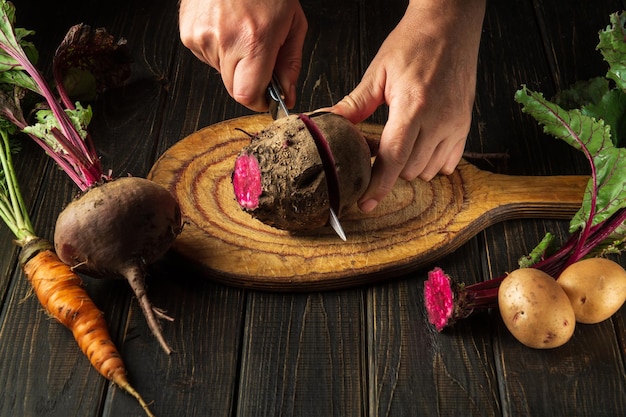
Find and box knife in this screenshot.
[267,75,347,241]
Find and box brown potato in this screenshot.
[557,258,626,324]
[498,268,576,349]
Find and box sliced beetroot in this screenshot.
[232,115,328,230]
[232,113,371,232]
[303,113,372,214]
[298,112,341,215]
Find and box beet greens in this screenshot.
[0,1,132,189]
[0,0,181,354]
[424,11,626,330]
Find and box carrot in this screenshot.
[20,238,156,417]
[0,71,154,413]
[0,1,181,354]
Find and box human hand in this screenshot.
[331,0,486,213]
[179,0,308,111]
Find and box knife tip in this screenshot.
[329,208,347,241]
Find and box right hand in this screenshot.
[179,0,308,111]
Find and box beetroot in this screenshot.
[54,176,183,354]
[232,112,372,232]
[0,14,184,356]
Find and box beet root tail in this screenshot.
[122,263,173,355]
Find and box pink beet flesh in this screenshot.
[233,152,262,209]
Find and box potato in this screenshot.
[557,257,626,324]
[498,268,575,349]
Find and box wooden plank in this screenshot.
[470,1,578,175]
[367,261,502,416]
[237,291,366,417]
[83,0,181,177]
[104,260,247,417]
[0,1,247,417]
[233,1,367,416]
[84,0,249,416]
[362,0,545,415]
[0,2,114,416]
[531,0,624,90]
[298,0,363,111]
[484,1,626,416]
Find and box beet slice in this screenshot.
[298,112,341,215]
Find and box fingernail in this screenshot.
[359,199,378,213]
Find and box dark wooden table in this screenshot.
[2,0,625,416]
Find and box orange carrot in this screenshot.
[0,86,154,414]
[20,239,155,417]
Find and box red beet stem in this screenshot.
[233,152,262,210]
[298,113,341,214]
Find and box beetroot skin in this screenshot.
[232,112,371,231]
[54,176,183,354]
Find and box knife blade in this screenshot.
[267,75,347,241]
[267,74,289,120]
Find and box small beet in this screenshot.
[54,176,183,354]
[232,112,371,232]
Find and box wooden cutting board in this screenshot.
[148,114,588,291]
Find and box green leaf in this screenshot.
[598,11,626,92]
[515,86,612,154]
[0,1,21,61]
[0,67,38,91]
[582,88,626,147]
[553,76,626,149]
[553,77,609,110]
[23,103,92,150]
[14,28,38,65]
[588,221,626,257]
[0,27,37,71]
[66,102,93,138]
[573,146,626,231]
[0,2,39,93]
[514,86,626,232]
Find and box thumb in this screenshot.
[330,74,385,124]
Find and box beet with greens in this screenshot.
[0,2,182,354]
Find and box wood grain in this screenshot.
[148,114,589,290]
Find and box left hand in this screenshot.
[331,0,486,213]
